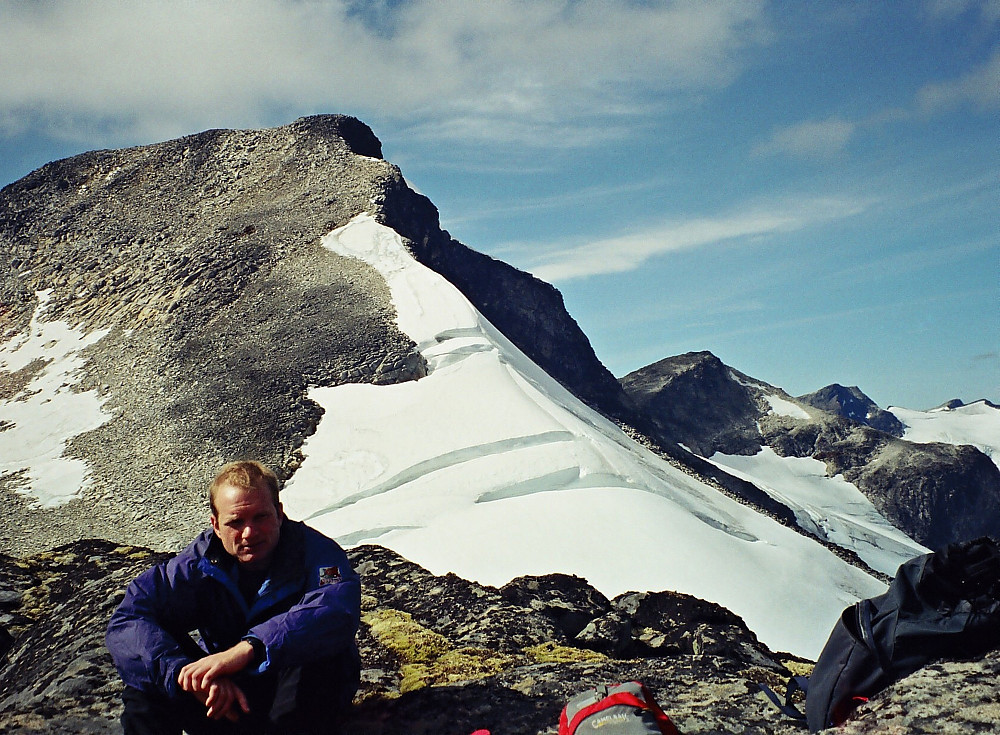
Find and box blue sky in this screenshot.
[1,1,997,409]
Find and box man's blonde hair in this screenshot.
[209,460,280,516]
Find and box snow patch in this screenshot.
[0,291,112,507]
[765,394,811,420]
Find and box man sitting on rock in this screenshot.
[106,460,361,735]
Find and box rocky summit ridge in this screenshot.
[2,116,1000,733]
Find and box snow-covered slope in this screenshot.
[890,402,1000,470]
[707,448,926,576]
[705,393,928,578]
[283,214,890,658]
[0,290,110,507]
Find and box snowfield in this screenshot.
[890,402,1000,470]
[708,447,926,576]
[283,214,892,658]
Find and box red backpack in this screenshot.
[558,681,680,735]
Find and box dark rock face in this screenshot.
[619,351,762,457]
[2,539,997,734]
[377,175,636,423]
[620,351,1000,550]
[798,384,904,437]
[838,442,1000,552]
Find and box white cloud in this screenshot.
[753,117,856,158]
[917,48,1000,111]
[515,197,868,282]
[923,0,1000,24]
[0,0,769,148]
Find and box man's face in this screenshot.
[210,482,283,570]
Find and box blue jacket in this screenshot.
[106,519,361,698]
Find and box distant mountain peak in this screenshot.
[798,383,904,437]
[936,399,967,410]
[619,350,763,457]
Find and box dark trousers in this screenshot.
[120,653,360,735]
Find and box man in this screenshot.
[106,460,361,734]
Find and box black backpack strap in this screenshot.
[759,675,809,725]
[857,598,893,673]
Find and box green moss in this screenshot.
[363,609,450,664]
[783,659,814,677]
[363,608,522,693]
[524,641,607,664]
[400,647,518,692]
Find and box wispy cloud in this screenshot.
[512,197,868,282]
[752,117,857,158]
[756,0,999,162]
[923,0,1000,24]
[0,0,769,149]
[917,48,1000,111]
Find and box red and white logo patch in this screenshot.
[319,566,341,586]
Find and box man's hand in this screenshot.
[178,640,256,692]
[190,679,249,722]
[178,641,256,720]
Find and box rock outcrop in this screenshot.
[3,540,999,734]
[620,351,1000,550]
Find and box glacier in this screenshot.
[283,214,898,659]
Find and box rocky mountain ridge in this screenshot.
[0,115,631,557]
[620,351,1000,550]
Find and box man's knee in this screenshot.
[269,652,361,733]
[121,686,249,735]
[120,687,185,735]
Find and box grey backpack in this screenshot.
[558,681,680,735]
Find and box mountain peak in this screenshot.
[288,114,384,158]
[619,351,762,457]
[798,383,904,437]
